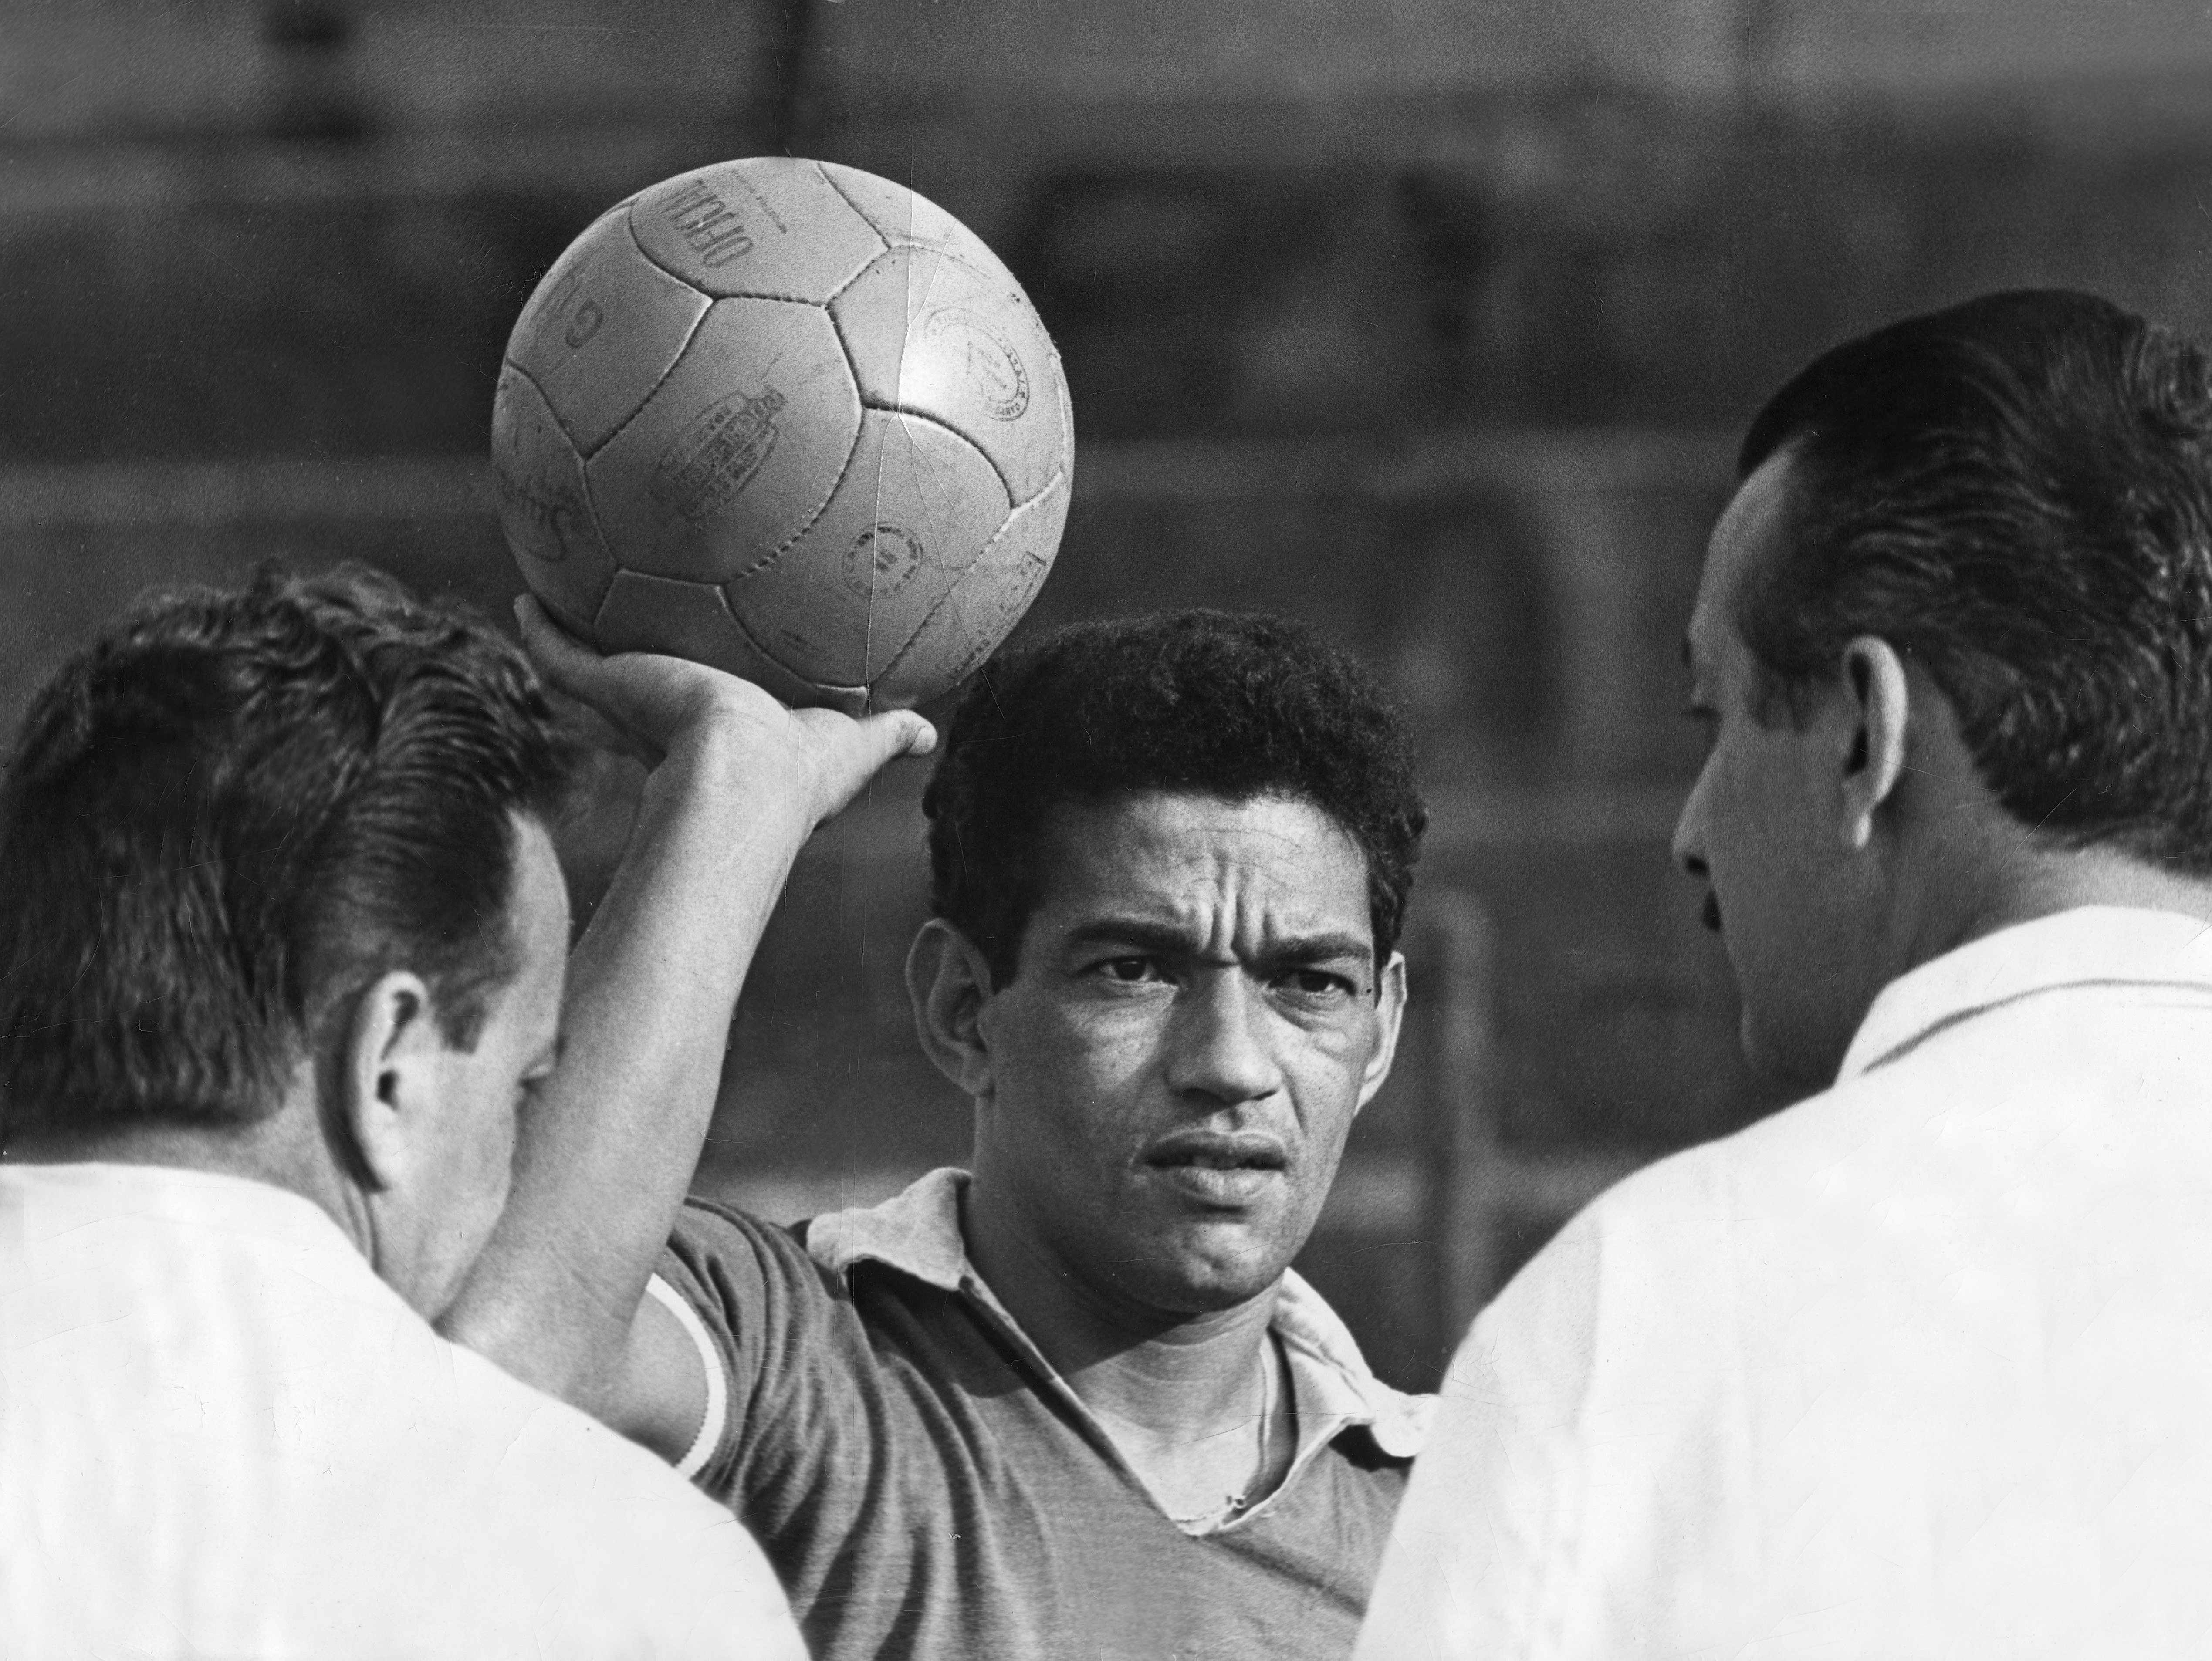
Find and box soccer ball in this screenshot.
[490,158,1073,713]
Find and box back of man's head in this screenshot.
[0,565,574,1146]
[921,608,1427,987]
[1735,288,2212,874]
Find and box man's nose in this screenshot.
[1672,787,1722,931]
[1672,778,1708,879]
[1165,972,1283,1106]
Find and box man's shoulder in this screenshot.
[1472,1073,1907,1350]
[1572,1056,1940,1234]
[0,1168,797,1657]
[1586,957,2212,1246]
[668,1192,820,1279]
[662,1168,972,1315]
[1484,1005,2142,1359]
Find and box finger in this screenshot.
[512,594,606,703]
[880,710,938,760]
[848,710,938,769]
[842,711,938,797]
[789,708,934,822]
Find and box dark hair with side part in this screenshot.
[0,565,577,1144]
[1734,288,2212,874]
[923,610,1427,987]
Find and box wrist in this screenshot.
[647,706,816,839]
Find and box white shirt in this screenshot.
[1357,907,2212,1661]
[0,1162,806,1661]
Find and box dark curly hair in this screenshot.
[0,564,577,1142]
[923,610,1427,987]
[1736,289,2212,874]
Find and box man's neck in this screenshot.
[960,1177,1296,1522]
[1,1096,372,1259]
[959,1178,1280,1434]
[1907,840,2212,978]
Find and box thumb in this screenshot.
[865,709,939,763]
[803,708,939,822]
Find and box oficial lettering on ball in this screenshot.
[489,157,1075,714]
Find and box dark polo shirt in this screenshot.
[650,1168,1430,1661]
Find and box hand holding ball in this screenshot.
[491,159,1072,712]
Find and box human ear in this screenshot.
[906,919,998,1101]
[1354,951,1409,1112]
[1837,634,1912,851]
[340,970,445,1193]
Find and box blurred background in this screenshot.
[9,0,2212,1389]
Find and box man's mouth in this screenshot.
[1142,1131,1287,1171]
[1140,1132,1288,1205]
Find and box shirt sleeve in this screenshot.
[648,1199,877,1513]
[644,1271,728,1482]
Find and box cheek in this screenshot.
[483,1095,521,1194]
[455,1112,519,1263]
[995,996,1155,1112]
[1701,745,1797,886]
[447,1056,521,1205]
[1277,1011,1380,1139]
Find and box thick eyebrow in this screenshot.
[1065,918,1212,960]
[1063,918,1374,969]
[1258,932,1377,969]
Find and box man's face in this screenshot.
[970,790,1404,1316]
[406,816,568,1317]
[1675,453,1884,1090]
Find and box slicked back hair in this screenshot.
[0,565,576,1143]
[923,610,1427,988]
[1735,289,2212,875]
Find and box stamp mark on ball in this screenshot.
[842,524,926,597]
[492,463,584,564]
[664,180,756,268]
[650,386,788,524]
[563,301,604,349]
[922,307,1029,421]
[527,267,605,355]
[938,544,1053,682]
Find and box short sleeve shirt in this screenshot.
[655,1167,1431,1661]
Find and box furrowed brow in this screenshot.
[1065,919,1375,973]
[1064,918,1202,957]
[1259,932,1377,972]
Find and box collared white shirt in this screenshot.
[1356,906,2212,1661]
[0,1162,805,1661]
[655,1165,1431,1491]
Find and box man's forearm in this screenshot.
[441,719,812,1409]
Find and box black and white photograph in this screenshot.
[6,2,2212,1656]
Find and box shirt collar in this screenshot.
[0,1161,396,1304]
[805,1166,1431,1459]
[1,1160,362,1249]
[1838,905,2212,1082]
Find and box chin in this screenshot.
[1127,1227,1292,1315]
